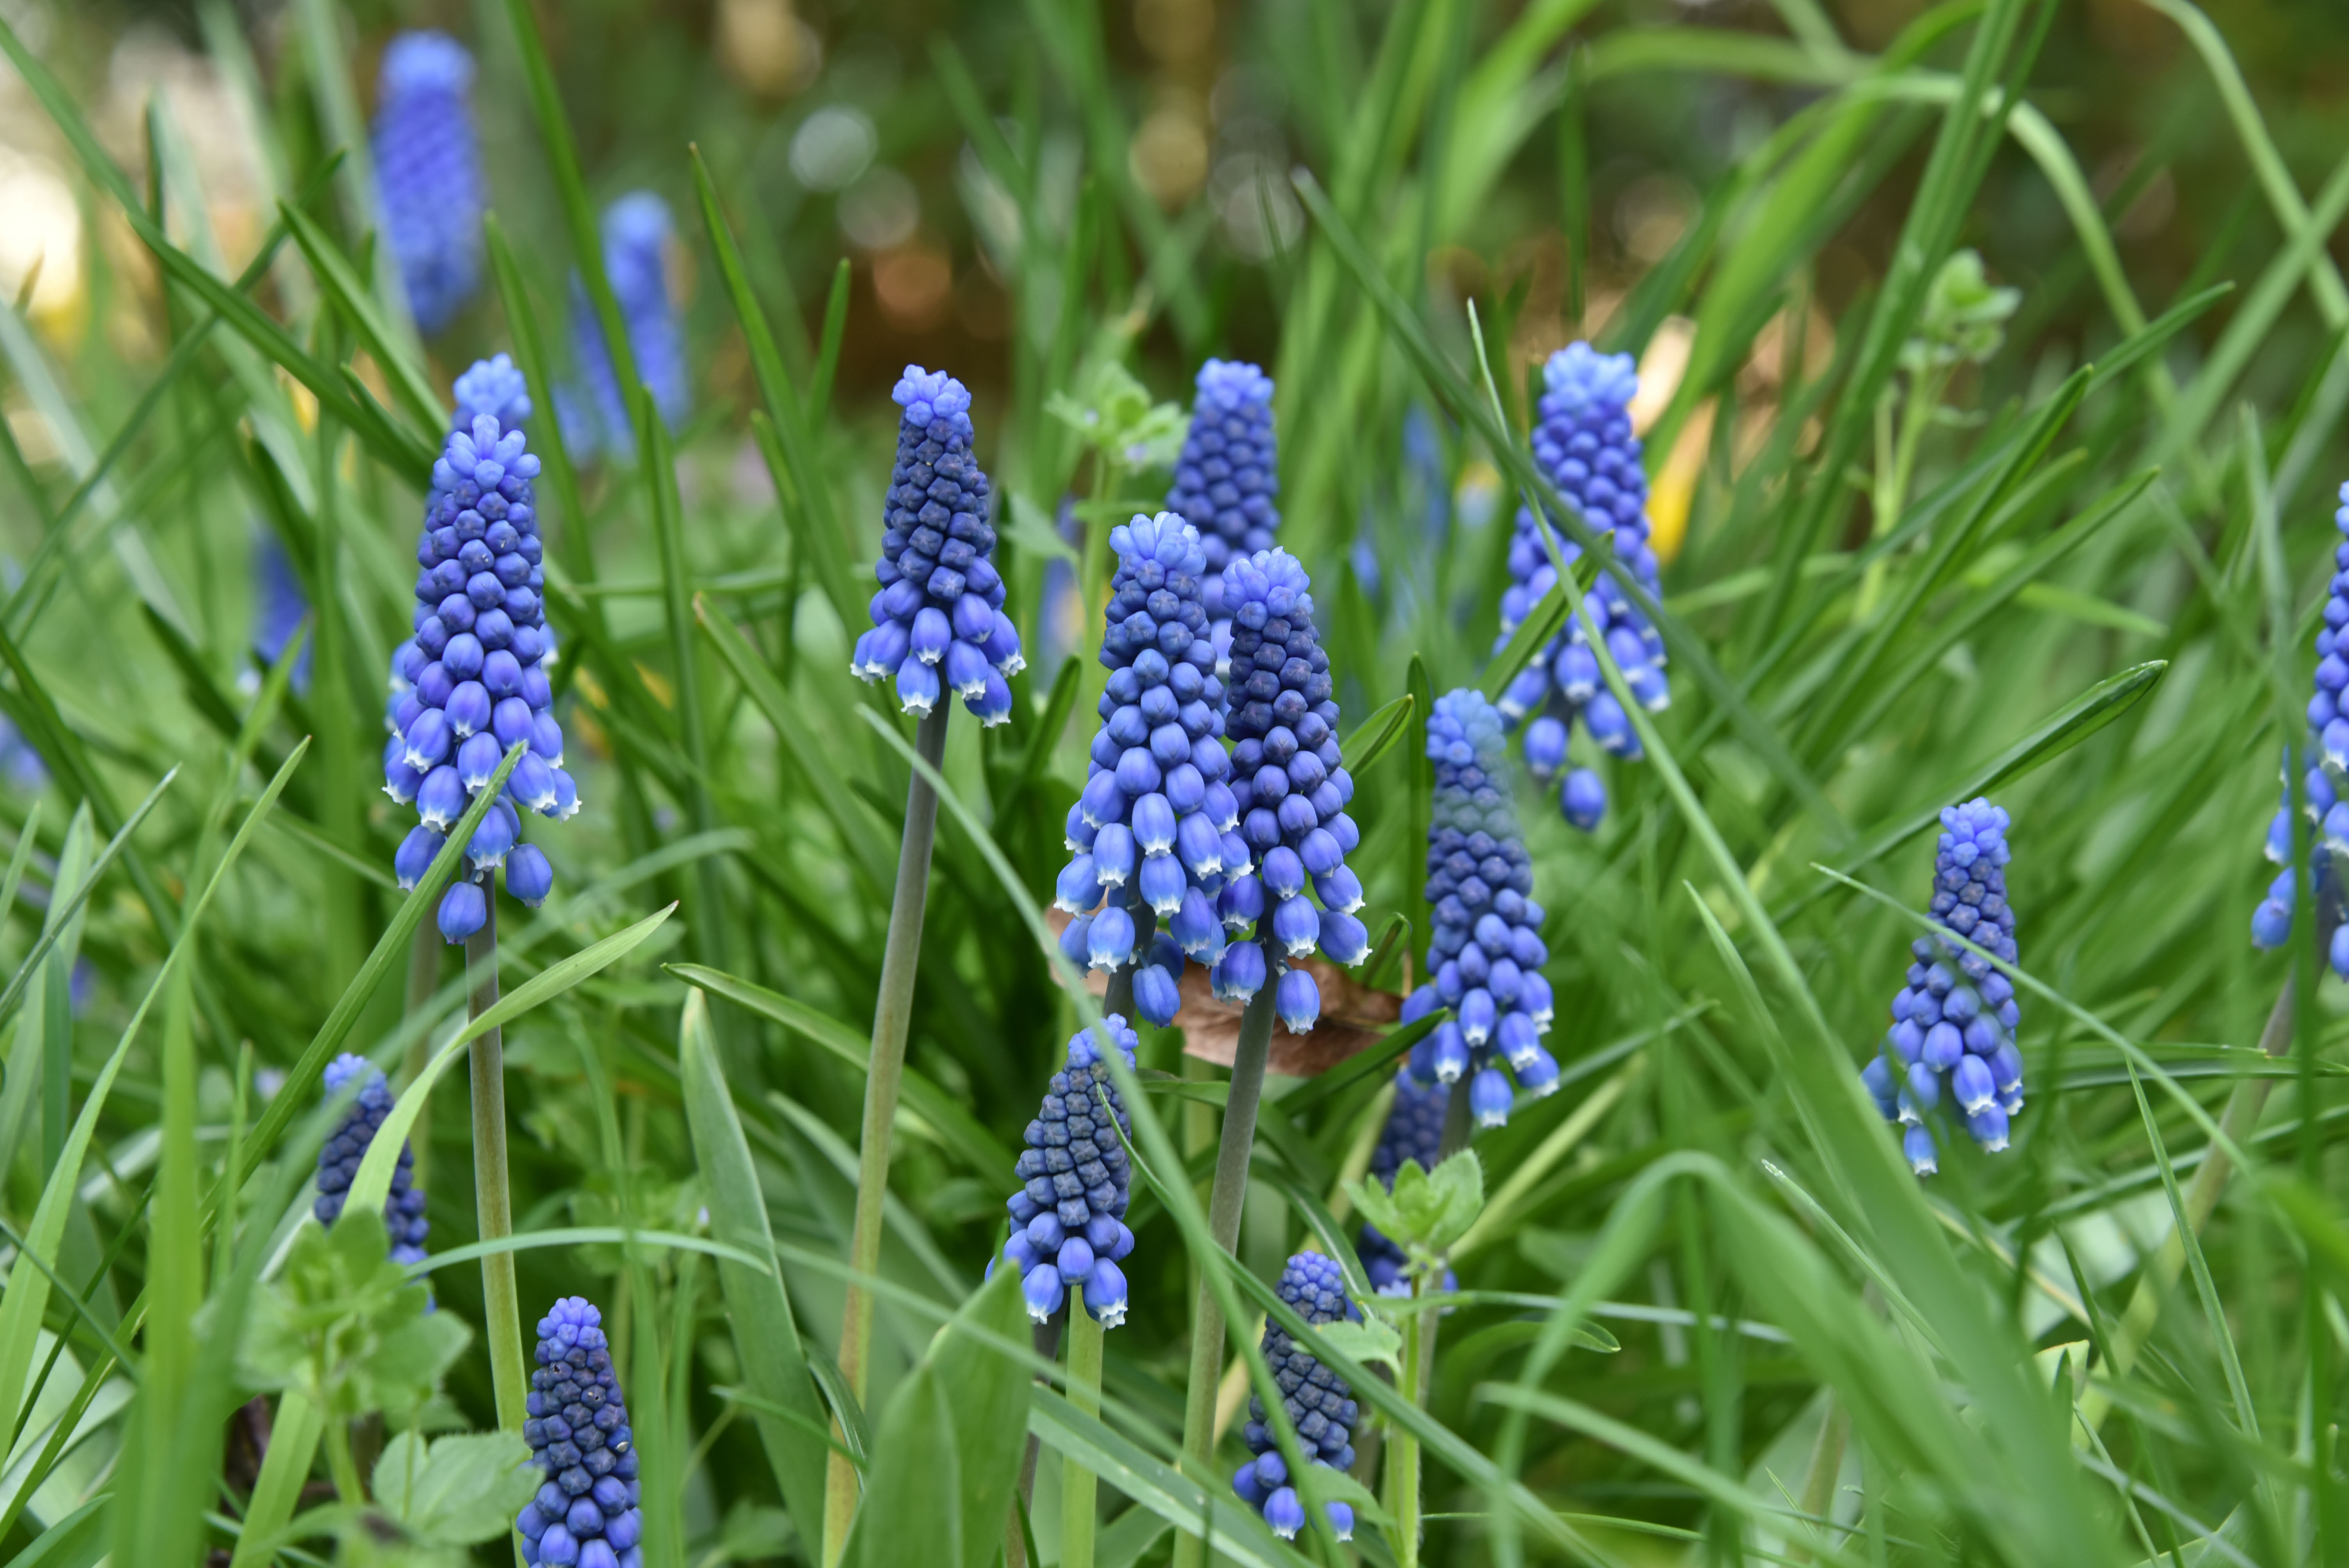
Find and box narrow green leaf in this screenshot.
[810,257,851,427]
[2,1492,108,1568]
[670,963,1012,1175]
[845,1363,960,1568]
[931,1263,1032,1568]
[225,1392,322,1568]
[679,989,831,1552]
[275,198,444,433]
[484,212,597,588]
[1338,691,1414,775]
[344,902,679,1220]
[1479,585,1571,702]
[1025,1388,1305,1568]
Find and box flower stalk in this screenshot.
[1061,1292,1105,1568]
[825,702,950,1565]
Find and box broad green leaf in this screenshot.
[1313,1316,1402,1377]
[845,1364,961,1568]
[678,990,831,1554]
[369,1431,542,1547]
[243,1210,470,1419]
[930,1264,1033,1568]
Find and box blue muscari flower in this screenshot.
[1231,1253,1358,1543]
[1053,513,1235,1025]
[0,716,43,793]
[1355,1070,1458,1298]
[2251,480,2349,975]
[384,385,576,943]
[313,1053,429,1268]
[1210,550,1369,1029]
[1492,344,1670,834]
[851,367,1023,724]
[516,1297,643,1568]
[455,353,534,430]
[371,32,485,335]
[1397,690,1558,1129]
[1165,360,1278,672]
[1861,797,2024,1174]
[992,1018,1140,1327]
[562,193,689,461]
[252,532,314,695]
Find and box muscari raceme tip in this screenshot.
[1494,343,1671,834]
[1165,359,1279,674]
[371,31,485,335]
[1397,690,1559,1129]
[1053,512,1240,1026]
[1207,549,1370,1031]
[313,1053,429,1268]
[993,1017,1139,1326]
[515,1297,643,1568]
[383,367,576,942]
[1861,797,2025,1175]
[563,192,690,461]
[2251,479,2349,974]
[1232,1253,1358,1541]
[850,366,1023,723]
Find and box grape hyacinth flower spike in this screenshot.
[515,1297,644,1568]
[1860,798,2024,1174]
[1230,1254,1359,1542]
[383,376,575,942]
[1492,343,1670,833]
[1052,512,1233,1025]
[851,367,1022,724]
[1165,359,1279,672]
[1210,549,1371,1029]
[1396,690,1559,1129]
[992,1017,1139,1326]
[313,1053,429,1268]
[2250,479,2349,973]
[371,31,485,335]
[1356,1069,1458,1297]
[563,192,689,460]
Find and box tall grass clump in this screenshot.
[0,0,2343,1565]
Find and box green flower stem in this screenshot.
[1438,1075,1472,1161]
[465,877,526,1436]
[1062,1293,1105,1568]
[322,1410,363,1504]
[1172,980,1278,1568]
[825,704,951,1567]
[1387,1270,1428,1568]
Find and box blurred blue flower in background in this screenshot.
[371,31,485,334]
[562,193,688,461]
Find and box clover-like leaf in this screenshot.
[1312,1315,1403,1377]
[369,1430,543,1547]
[239,1208,469,1420]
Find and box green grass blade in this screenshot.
[679,989,832,1548]
[1338,692,1415,775]
[276,198,444,434]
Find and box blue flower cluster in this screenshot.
[563,193,688,460]
[1207,550,1369,1031]
[1397,690,1559,1128]
[516,1297,643,1568]
[383,392,575,942]
[371,32,484,335]
[251,533,313,695]
[995,1018,1139,1327]
[2251,480,2349,974]
[1356,1070,1456,1298]
[1494,344,1670,833]
[1861,798,2025,1175]
[1053,514,1239,1026]
[455,353,533,430]
[1232,1253,1357,1542]
[1165,360,1278,670]
[850,367,1023,724]
[312,1053,428,1267]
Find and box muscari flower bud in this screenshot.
[517,1297,644,1568]
[851,367,1022,726]
[314,1054,430,1268]
[1861,797,2023,1174]
[561,193,689,462]
[455,353,533,429]
[1399,690,1556,1130]
[992,1019,1140,1327]
[1490,344,1669,834]
[1166,360,1280,675]
[1216,549,1367,1029]
[1233,1253,1358,1542]
[391,381,576,940]
[371,32,485,335]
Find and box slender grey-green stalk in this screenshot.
[400,920,440,1194]
[825,704,950,1566]
[1388,1076,1472,1566]
[1173,980,1279,1568]
[1062,1292,1105,1568]
[465,878,526,1434]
